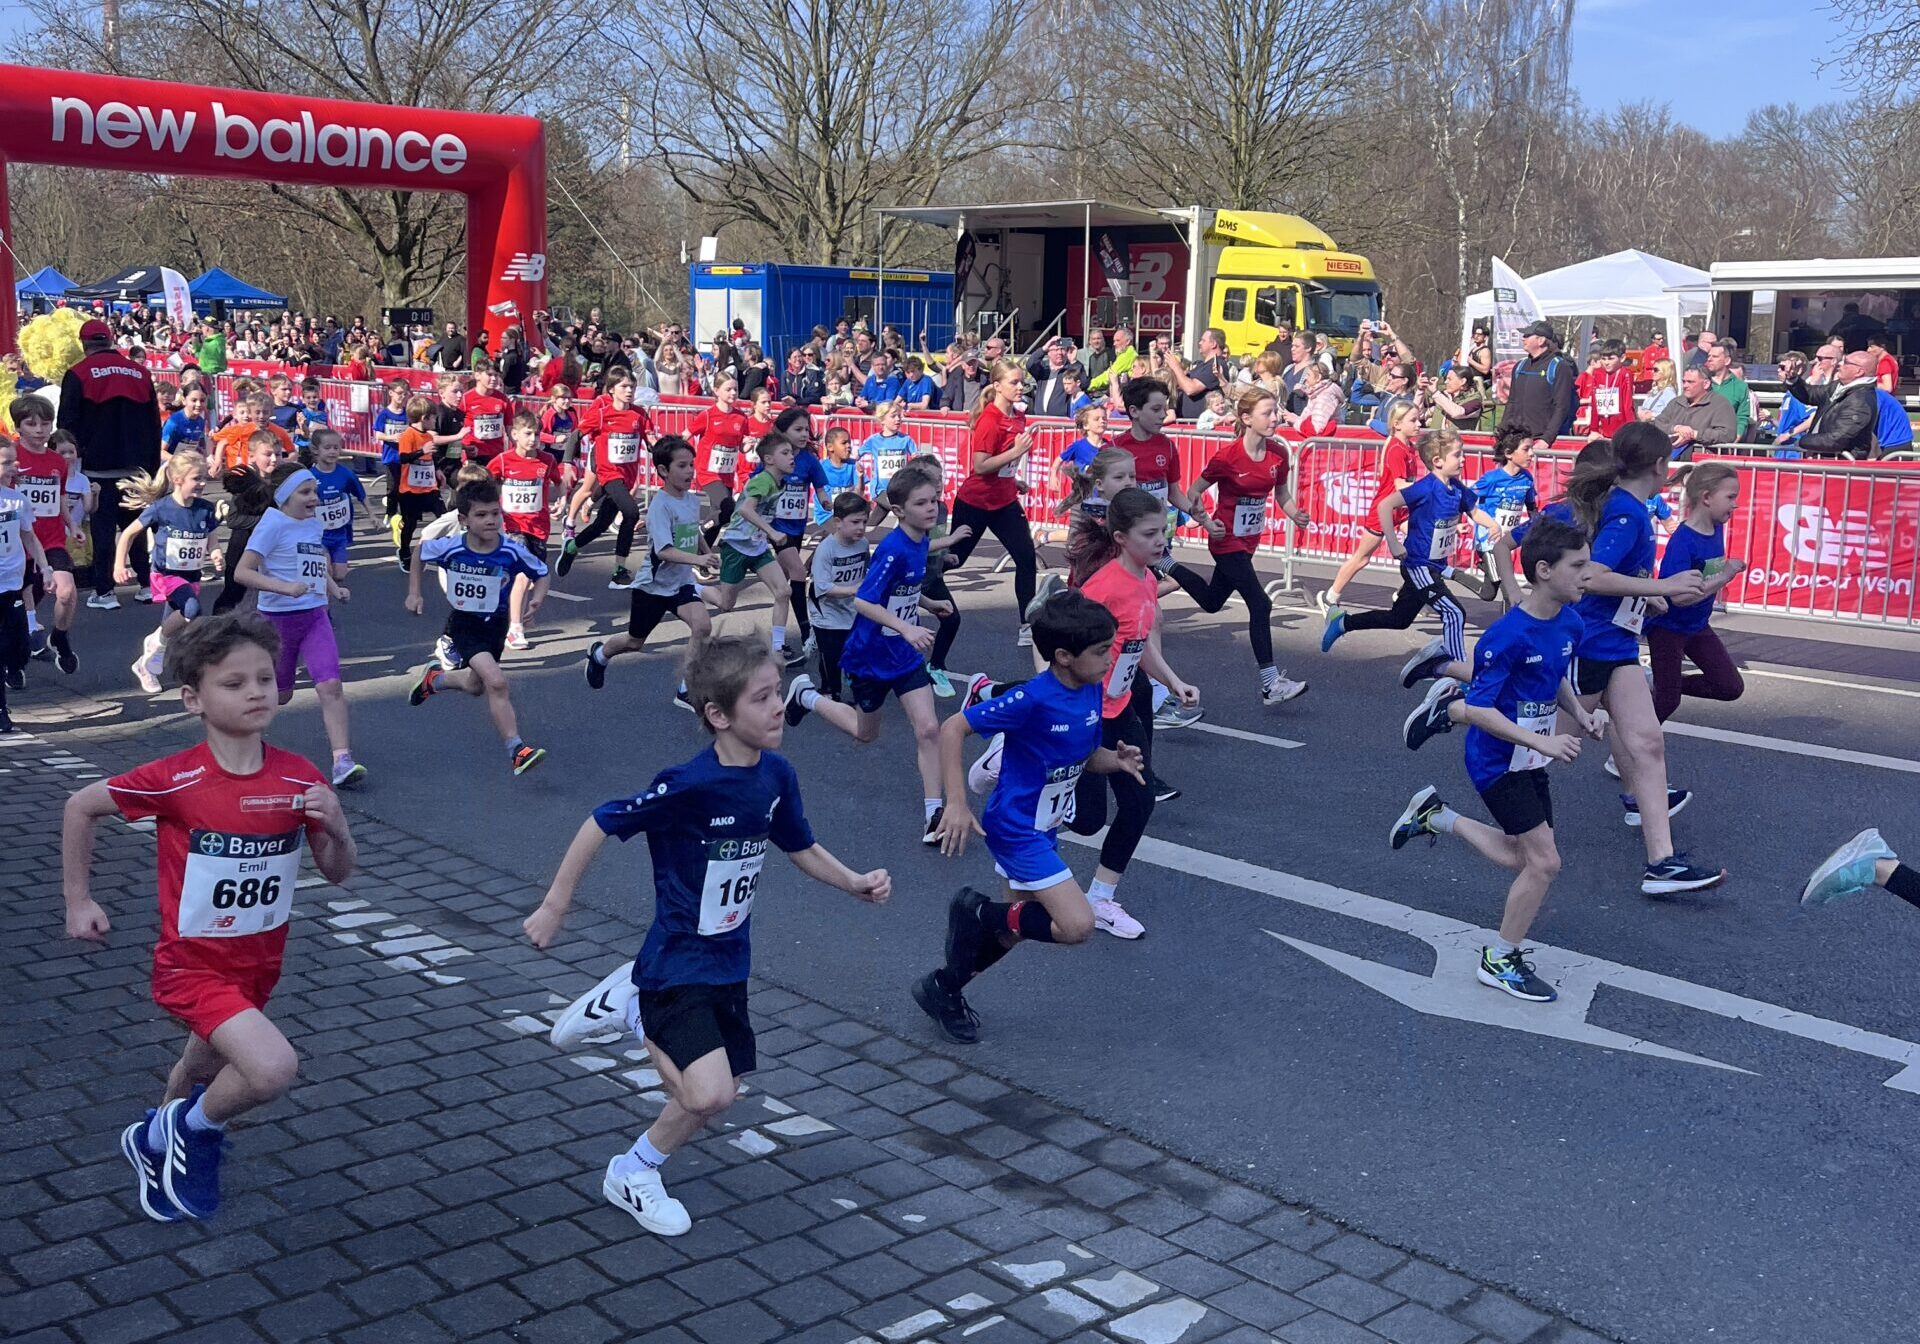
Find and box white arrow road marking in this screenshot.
[1067,831,1920,1092]
[1663,721,1920,775]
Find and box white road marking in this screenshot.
[879,1312,949,1341]
[728,1129,777,1156]
[995,1259,1067,1288]
[1742,666,1920,699]
[1067,832,1920,1092]
[1074,1271,1162,1309]
[1665,722,1920,775]
[545,589,590,602]
[766,1115,837,1137]
[1185,722,1304,750]
[1107,1299,1209,1344]
[1037,1289,1103,1325]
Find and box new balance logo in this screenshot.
[1778,504,1891,569]
[499,252,546,282]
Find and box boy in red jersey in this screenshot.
[559,371,654,587]
[61,613,358,1222]
[489,411,573,649]
[10,394,88,672]
[460,365,514,462]
[1579,340,1636,440]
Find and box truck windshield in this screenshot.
[1306,284,1382,337]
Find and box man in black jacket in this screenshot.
[1503,320,1578,451]
[58,320,163,607]
[1788,348,1879,458]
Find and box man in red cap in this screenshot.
[58,319,162,608]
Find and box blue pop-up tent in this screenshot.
[15,265,77,301]
[189,267,287,313]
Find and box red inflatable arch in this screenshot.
[0,65,546,354]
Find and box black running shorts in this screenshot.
[636,980,755,1076]
[1479,768,1554,837]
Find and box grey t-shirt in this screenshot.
[808,534,870,630]
[639,489,705,595]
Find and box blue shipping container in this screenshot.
[688,262,956,383]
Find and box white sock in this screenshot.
[1490,936,1518,958]
[1087,878,1116,907]
[590,643,609,665]
[184,1094,222,1134]
[1432,805,1460,834]
[145,1107,167,1149]
[25,608,41,634]
[924,798,942,821]
[1150,680,1169,713]
[627,1132,669,1169]
[799,688,820,710]
[1259,664,1279,692]
[771,627,786,650]
[622,995,641,1036]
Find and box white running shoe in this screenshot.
[505,625,531,651]
[967,734,1005,796]
[131,653,162,695]
[603,1155,691,1236]
[141,629,163,663]
[1016,623,1033,648]
[551,964,640,1051]
[433,634,459,672]
[1260,675,1308,706]
[87,593,121,611]
[1092,897,1145,939]
[1603,755,1620,779]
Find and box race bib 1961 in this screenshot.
[20,476,61,518]
[177,828,302,938]
[698,834,765,934]
[442,568,503,613]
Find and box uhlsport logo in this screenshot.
[1319,470,1374,518]
[500,253,546,282]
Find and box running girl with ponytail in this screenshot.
[686,376,751,545]
[944,360,1041,647]
[1058,447,1136,528]
[1536,426,1726,896]
[115,452,218,695]
[1646,463,1746,724]
[559,370,652,588]
[1167,387,1311,706]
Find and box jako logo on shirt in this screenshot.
[1776,505,1890,569]
[710,817,736,827]
[50,97,469,175]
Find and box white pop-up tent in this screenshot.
[1461,249,1710,361]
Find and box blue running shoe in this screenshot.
[1477,946,1557,1002]
[120,1110,184,1222]
[157,1096,225,1219]
[1621,788,1690,828]
[1320,610,1347,654]
[1801,828,1896,908]
[1390,785,1443,851]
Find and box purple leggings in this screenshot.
[1647,625,1744,722]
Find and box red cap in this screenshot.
[80,319,114,342]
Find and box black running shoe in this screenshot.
[557,547,577,578]
[1476,946,1557,1002]
[608,566,633,589]
[1390,785,1444,850]
[28,628,50,660]
[1404,680,1463,752]
[1151,777,1181,804]
[672,689,696,714]
[53,642,77,675]
[1642,853,1726,897]
[913,969,980,1045]
[784,674,814,726]
[922,806,945,846]
[781,644,808,669]
[2,666,22,692]
[1399,637,1451,689]
[585,642,608,690]
[944,888,990,981]
[0,707,14,734]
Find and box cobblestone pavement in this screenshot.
[2,696,1614,1344]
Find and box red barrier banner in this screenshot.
[1722,463,1920,623]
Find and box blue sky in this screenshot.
[1571,0,1838,135]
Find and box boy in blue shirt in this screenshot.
[783,463,960,844]
[1323,428,1501,672]
[292,377,329,453]
[1391,515,1606,1004]
[1466,424,1537,604]
[526,634,889,1237]
[912,588,1144,1043]
[404,478,550,775]
[813,427,859,525]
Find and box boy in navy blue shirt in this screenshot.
[783,463,965,845]
[525,635,889,1236]
[404,478,550,775]
[913,589,1145,1043]
[1323,427,1501,678]
[1392,516,1606,1003]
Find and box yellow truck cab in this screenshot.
[1203,211,1381,358]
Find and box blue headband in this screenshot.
[274,469,317,507]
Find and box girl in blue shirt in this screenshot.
[1647,463,1745,723]
[160,387,208,461]
[370,378,413,527]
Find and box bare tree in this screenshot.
[19,0,616,306]
[636,0,1045,266]
[1092,0,1382,213]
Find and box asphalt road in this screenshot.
[24,515,1920,1344]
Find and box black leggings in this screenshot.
[395,492,442,569]
[813,626,849,697]
[384,463,403,518]
[1171,551,1272,666]
[1342,562,1466,661]
[576,479,640,560]
[88,477,146,596]
[1066,677,1155,875]
[211,524,255,615]
[947,499,1037,617]
[923,565,961,671]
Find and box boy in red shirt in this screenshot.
[1579,339,1636,439]
[10,393,87,671]
[61,613,357,1221]
[460,366,514,462]
[489,410,572,648]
